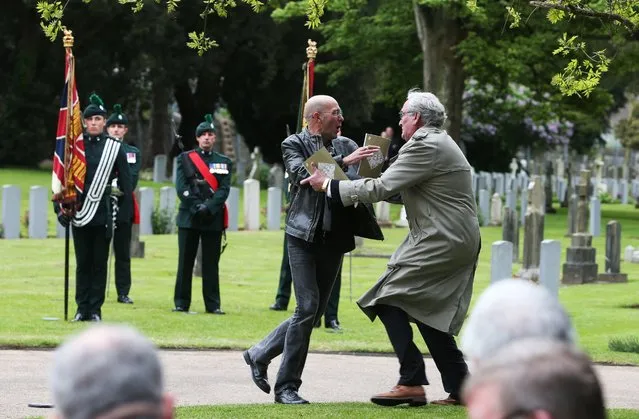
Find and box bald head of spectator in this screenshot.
[50,325,174,419]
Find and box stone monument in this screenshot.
[519,176,544,282]
[562,170,598,284]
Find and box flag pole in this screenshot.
[62,28,75,322]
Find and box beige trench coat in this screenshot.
[338,127,480,335]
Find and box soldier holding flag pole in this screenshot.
[51,29,132,322]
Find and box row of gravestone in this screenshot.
[473,170,639,204]
[491,220,629,292]
[477,175,606,238]
[1,182,409,239]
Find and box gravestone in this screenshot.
[138,187,154,235]
[539,240,561,297]
[159,186,177,233]
[620,180,628,205]
[494,173,505,197]
[505,190,516,211]
[562,170,598,284]
[130,189,145,258]
[172,156,178,184]
[544,160,556,214]
[520,186,528,226]
[478,189,490,227]
[266,187,282,231]
[243,179,260,231]
[490,193,502,226]
[490,241,513,284]
[509,158,518,179]
[395,206,408,227]
[597,221,627,283]
[268,164,285,190]
[375,201,392,226]
[502,207,519,263]
[153,154,167,183]
[226,186,239,231]
[562,163,572,207]
[565,194,578,237]
[519,176,545,282]
[472,173,478,197]
[2,185,20,239]
[624,245,635,262]
[589,195,601,237]
[28,186,48,239]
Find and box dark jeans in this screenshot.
[72,225,110,316]
[274,234,342,325]
[174,228,222,312]
[113,221,132,296]
[376,304,468,399]
[250,234,343,393]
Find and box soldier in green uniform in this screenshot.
[173,114,231,315]
[56,93,133,322]
[106,104,141,304]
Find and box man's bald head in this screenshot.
[304,95,337,120]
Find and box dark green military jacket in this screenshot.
[115,141,141,223]
[175,147,232,231]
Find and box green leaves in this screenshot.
[506,6,521,28]
[186,32,219,56]
[36,1,65,42]
[550,33,611,97]
[546,8,565,24]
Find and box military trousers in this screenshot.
[174,228,222,312]
[113,221,132,296]
[72,225,110,316]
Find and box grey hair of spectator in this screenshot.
[50,325,169,419]
[460,279,576,367]
[462,339,605,419]
[404,88,447,128]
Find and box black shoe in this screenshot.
[275,389,309,405]
[90,314,101,322]
[172,307,188,312]
[243,350,271,394]
[269,303,287,311]
[206,308,226,315]
[117,295,134,304]
[325,319,342,332]
[71,312,90,322]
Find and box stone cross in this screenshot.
[249,146,262,180]
[509,158,518,178]
[575,170,590,234]
[520,176,545,282]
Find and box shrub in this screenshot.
[598,192,618,204]
[152,208,173,234]
[608,336,639,354]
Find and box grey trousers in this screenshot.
[249,234,343,394]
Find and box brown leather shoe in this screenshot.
[430,396,462,406]
[370,385,427,407]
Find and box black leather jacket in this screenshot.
[282,129,358,245]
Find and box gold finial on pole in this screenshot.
[306,39,317,61]
[63,28,74,49]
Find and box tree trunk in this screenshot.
[413,3,466,144]
[144,83,171,169]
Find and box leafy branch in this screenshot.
[529,0,638,34]
[550,33,611,97]
[36,0,325,54]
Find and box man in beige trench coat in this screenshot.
[303,89,481,407]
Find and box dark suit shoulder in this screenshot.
[213,151,232,163]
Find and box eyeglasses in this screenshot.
[398,111,415,118]
[321,109,343,117]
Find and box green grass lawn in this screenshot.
[1,168,639,366]
[175,404,639,419]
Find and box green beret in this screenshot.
[83,93,107,118]
[196,114,216,137]
[106,104,128,127]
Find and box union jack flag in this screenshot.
[52,49,85,201]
